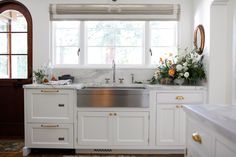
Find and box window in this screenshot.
[52,21,177,67]
[0,6,32,79]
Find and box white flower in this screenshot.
[184,72,189,78]
[180,73,183,76]
[176,64,183,72]
[183,62,188,67]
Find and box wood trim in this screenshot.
[0,0,33,82]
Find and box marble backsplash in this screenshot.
[52,68,155,84]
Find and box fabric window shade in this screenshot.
[50,4,180,21]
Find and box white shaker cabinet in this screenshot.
[156,90,206,148]
[24,88,76,149]
[77,111,149,147]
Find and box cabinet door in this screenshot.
[156,105,179,145]
[179,107,186,145]
[25,89,74,123]
[113,112,149,146]
[77,112,112,145]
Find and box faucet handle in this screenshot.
[130,73,134,83]
[119,78,124,84]
[105,78,110,84]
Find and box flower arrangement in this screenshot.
[149,48,206,85]
[33,69,47,84]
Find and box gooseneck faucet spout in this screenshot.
[112,59,116,83]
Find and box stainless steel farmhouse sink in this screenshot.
[77,86,149,108]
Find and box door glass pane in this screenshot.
[0,55,9,78]
[0,20,7,32]
[0,33,8,54]
[11,55,27,79]
[12,33,27,54]
[1,10,27,32]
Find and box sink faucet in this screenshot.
[112,59,116,83]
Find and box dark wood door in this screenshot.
[0,1,32,137]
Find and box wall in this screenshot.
[193,0,234,104]
[17,0,193,83]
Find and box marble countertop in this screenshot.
[184,104,236,144]
[24,83,206,90]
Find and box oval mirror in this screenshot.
[194,24,205,55]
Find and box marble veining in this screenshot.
[184,104,236,144]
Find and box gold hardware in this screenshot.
[176,105,180,108]
[192,132,202,144]
[176,96,184,100]
[41,89,59,93]
[109,113,113,116]
[41,124,59,128]
[114,113,117,116]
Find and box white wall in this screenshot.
[16,0,193,83]
[193,0,234,104]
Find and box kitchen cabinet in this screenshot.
[77,111,149,146]
[156,91,206,148]
[24,88,76,149]
[185,105,236,157]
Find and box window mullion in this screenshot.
[145,21,150,66]
[80,21,85,65]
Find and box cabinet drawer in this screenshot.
[25,123,73,148]
[156,92,205,104]
[25,89,74,123]
[187,119,213,157]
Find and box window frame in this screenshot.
[51,20,179,69]
[0,0,32,82]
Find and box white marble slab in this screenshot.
[23,83,84,89]
[184,104,236,144]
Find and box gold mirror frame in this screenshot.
[194,24,205,55]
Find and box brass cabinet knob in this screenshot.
[109,113,113,116]
[192,132,202,144]
[176,96,184,100]
[114,113,117,116]
[176,105,180,108]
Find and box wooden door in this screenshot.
[0,1,32,137]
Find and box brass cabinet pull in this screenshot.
[41,89,59,93]
[192,132,202,144]
[109,113,113,116]
[41,124,59,128]
[176,96,184,100]
[176,105,180,108]
[114,113,117,116]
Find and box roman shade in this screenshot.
[50,4,180,21]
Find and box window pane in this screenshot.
[11,11,27,32]
[150,21,178,65]
[86,21,144,65]
[150,47,177,65]
[87,28,114,46]
[0,20,7,32]
[0,55,9,78]
[0,33,8,54]
[115,47,143,64]
[87,47,114,64]
[55,47,78,64]
[151,29,176,46]
[12,55,27,79]
[115,29,143,46]
[12,33,27,54]
[56,28,79,46]
[53,21,80,64]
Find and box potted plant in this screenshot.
[33,69,46,84]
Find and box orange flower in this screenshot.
[168,68,175,77]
